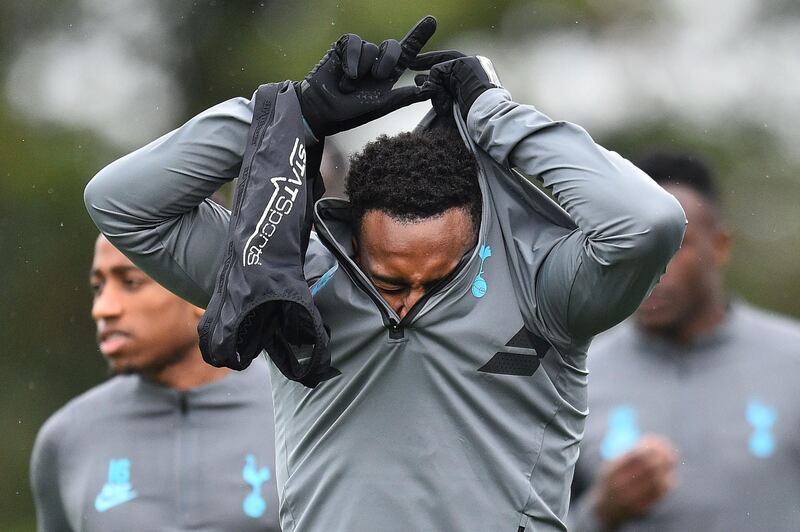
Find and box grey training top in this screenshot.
[570,301,800,531]
[84,87,686,531]
[30,356,281,532]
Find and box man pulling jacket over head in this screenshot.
[84,16,686,532]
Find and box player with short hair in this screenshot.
[344,127,482,317]
[30,235,281,531]
[569,151,800,531]
[84,18,686,531]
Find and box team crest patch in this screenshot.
[471,245,492,298]
[94,458,138,512]
[242,454,271,518]
[747,399,777,458]
[601,405,640,460]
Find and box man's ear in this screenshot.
[713,226,733,268]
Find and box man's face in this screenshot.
[355,207,477,319]
[90,236,202,376]
[635,184,731,336]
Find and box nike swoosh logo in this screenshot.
[94,490,138,512]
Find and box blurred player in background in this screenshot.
[30,235,281,531]
[569,152,800,531]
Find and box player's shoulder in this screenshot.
[61,375,138,415]
[35,376,136,447]
[733,300,800,348]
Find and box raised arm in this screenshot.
[85,17,441,308]
[84,96,253,307]
[469,87,685,341]
[414,55,685,342]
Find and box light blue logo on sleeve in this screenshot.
[310,264,338,297]
[601,405,641,460]
[471,245,492,298]
[747,399,777,458]
[242,454,271,518]
[94,458,138,512]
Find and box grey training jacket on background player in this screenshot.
[30,356,281,532]
[84,87,686,531]
[569,301,800,531]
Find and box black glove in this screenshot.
[298,16,438,138]
[412,52,503,119]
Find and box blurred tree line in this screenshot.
[2,1,798,529]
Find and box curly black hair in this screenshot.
[345,124,481,231]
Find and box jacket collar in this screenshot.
[311,109,492,324]
[133,355,271,409]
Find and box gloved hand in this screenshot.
[298,16,438,138]
[412,52,503,119]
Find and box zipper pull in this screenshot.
[388,319,404,340]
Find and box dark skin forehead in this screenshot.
[90,237,146,279]
[355,207,477,294]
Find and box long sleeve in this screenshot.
[468,88,686,342]
[84,96,255,307]
[31,418,72,532]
